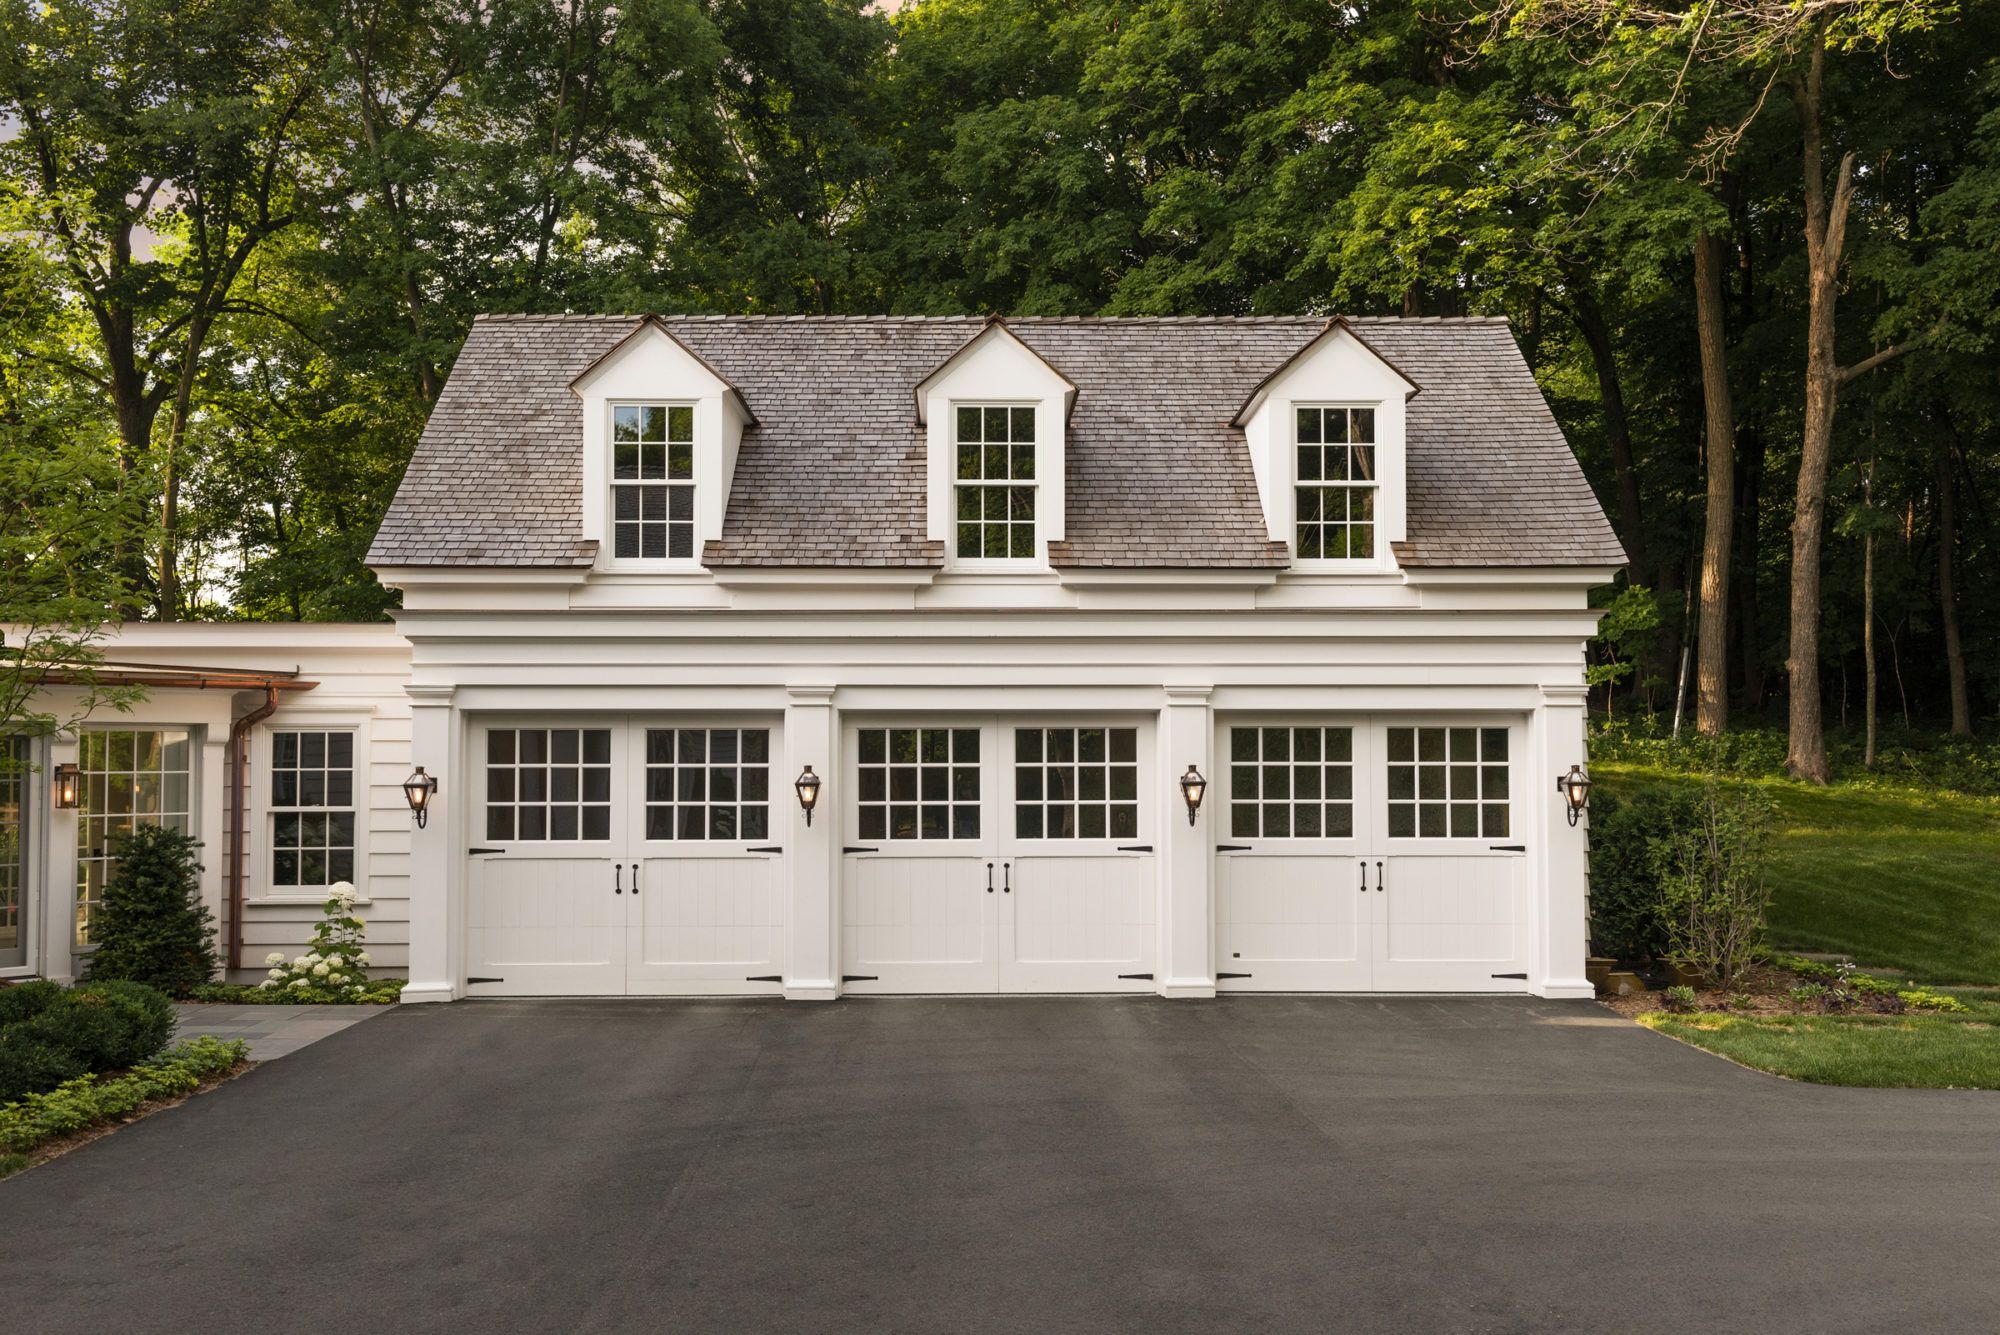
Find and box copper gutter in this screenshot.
[226,685,284,973]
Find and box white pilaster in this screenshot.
[782,684,839,1000]
[400,684,460,1003]
[39,735,78,984]
[1158,684,1216,998]
[1534,684,1594,998]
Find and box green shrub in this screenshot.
[1586,784,1701,961]
[0,1034,88,1105]
[0,980,66,1027]
[69,981,176,1064]
[1663,984,1698,1013]
[0,1036,247,1154]
[85,824,217,997]
[1654,781,1778,990]
[1898,988,1972,1014]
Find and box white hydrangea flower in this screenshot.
[326,954,345,969]
[311,962,330,978]
[258,978,276,989]
[290,978,310,989]
[293,956,311,970]
[332,974,348,986]
[329,881,358,907]
[268,967,285,980]
[265,951,286,967]
[356,952,370,966]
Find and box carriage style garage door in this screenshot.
[1214,718,1530,992]
[840,719,1159,993]
[464,719,784,996]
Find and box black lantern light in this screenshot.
[1179,764,1208,826]
[402,766,439,828]
[1558,764,1592,827]
[52,762,81,809]
[794,765,822,826]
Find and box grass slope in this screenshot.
[1597,764,2000,985]
[1640,1004,2000,1090]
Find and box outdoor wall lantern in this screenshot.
[1558,763,1592,827]
[402,766,439,828]
[1179,764,1208,826]
[794,765,822,826]
[52,762,81,809]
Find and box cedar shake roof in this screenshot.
[366,314,1627,571]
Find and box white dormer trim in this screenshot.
[571,318,754,573]
[1237,320,1417,575]
[918,321,1074,571]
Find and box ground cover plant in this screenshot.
[0,1036,249,1177]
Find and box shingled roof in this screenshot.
[366,314,1626,571]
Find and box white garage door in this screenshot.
[841,719,1157,993]
[1216,719,1529,992]
[465,720,784,996]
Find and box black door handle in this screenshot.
[986,862,994,893]
[1359,862,1368,893]
[1002,862,1011,893]
[1375,860,1384,891]
[630,862,639,896]
[614,865,623,895]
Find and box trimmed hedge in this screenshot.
[0,980,178,1103]
[0,1036,248,1156]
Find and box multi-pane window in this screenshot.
[485,728,613,841]
[1296,406,1376,560]
[644,728,769,841]
[856,727,980,841]
[75,729,192,945]
[0,740,23,964]
[270,730,356,889]
[1229,726,1355,839]
[612,403,695,560]
[1387,726,1509,839]
[1014,727,1138,840]
[954,404,1036,560]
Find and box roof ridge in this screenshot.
[469,312,1513,326]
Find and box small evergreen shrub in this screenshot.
[68,981,176,1065]
[0,980,66,1027]
[0,1034,88,1106]
[85,824,217,998]
[1653,781,1778,990]
[1586,784,1701,961]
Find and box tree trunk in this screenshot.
[1784,35,1850,785]
[1692,231,1735,735]
[1936,438,1972,735]
[1568,282,1648,578]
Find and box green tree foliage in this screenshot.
[0,0,1993,750]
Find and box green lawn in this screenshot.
[1597,764,2000,985]
[1639,1004,2000,1089]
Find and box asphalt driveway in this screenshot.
[4,996,1997,1334]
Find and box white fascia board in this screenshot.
[1053,569,1281,589]
[1400,565,1624,586]
[706,568,938,589]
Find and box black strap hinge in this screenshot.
[1491,972,1528,980]
[841,975,878,983]
[1117,973,1154,980]
[1217,972,1253,980]
[1117,844,1152,853]
[842,846,878,854]
[745,975,782,983]
[1489,844,1527,852]
[746,846,783,854]
[1216,844,1253,852]
[466,977,504,985]
[467,847,504,856]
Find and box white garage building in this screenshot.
[6,314,1624,1000]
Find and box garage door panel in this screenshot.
[629,855,781,993]
[1374,853,1526,991]
[1004,854,1153,987]
[465,856,624,995]
[842,854,992,992]
[1216,854,1369,991]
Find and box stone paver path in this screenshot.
[172,1002,386,1060]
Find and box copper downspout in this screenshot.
[226,685,282,974]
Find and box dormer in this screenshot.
[1234,319,1421,574]
[573,316,756,572]
[916,318,1077,571]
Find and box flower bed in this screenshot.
[184,881,404,1005]
[0,1036,249,1175]
[1603,955,1971,1020]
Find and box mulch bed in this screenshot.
[1601,962,1916,1020]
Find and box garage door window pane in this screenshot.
[645,728,770,841]
[486,728,613,843]
[1229,726,1353,840]
[857,727,978,839]
[1386,725,1508,840]
[1014,727,1138,840]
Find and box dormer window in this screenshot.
[1294,405,1377,562]
[954,404,1037,560]
[612,403,694,560]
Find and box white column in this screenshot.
[400,684,460,1003]
[197,727,230,958]
[39,734,80,984]
[1158,684,1215,998]
[1535,684,1594,998]
[782,685,839,1000]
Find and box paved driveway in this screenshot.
[4,997,1997,1334]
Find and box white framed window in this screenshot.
[611,402,695,561]
[953,403,1037,561]
[1294,405,1377,562]
[642,727,771,841]
[74,728,193,945]
[1228,725,1356,839]
[484,727,613,842]
[1386,725,1510,839]
[856,726,981,841]
[1013,726,1138,840]
[268,730,357,890]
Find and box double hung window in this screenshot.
[612,403,695,560]
[954,405,1036,560]
[1295,406,1377,561]
[270,730,357,890]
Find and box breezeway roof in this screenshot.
[365,314,1627,571]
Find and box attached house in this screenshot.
[4,314,1624,1000]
